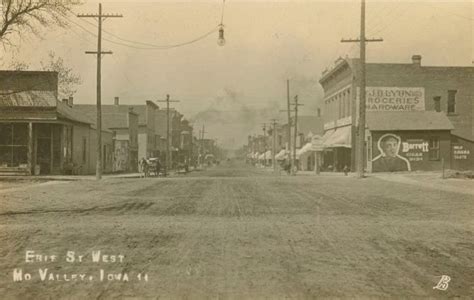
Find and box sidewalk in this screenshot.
[373,171,474,196]
[296,169,473,196]
[257,165,473,195]
[0,169,196,182]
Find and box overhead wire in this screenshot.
[64,8,219,50]
[220,0,226,25]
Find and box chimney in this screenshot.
[114,96,119,105]
[412,55,422,66]
[317,108,321,117]
[67,96,73,107]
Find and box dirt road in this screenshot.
[0,161,473,299]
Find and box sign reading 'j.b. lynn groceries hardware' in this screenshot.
[360,87,425,111]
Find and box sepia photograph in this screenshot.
[0,0,473,298]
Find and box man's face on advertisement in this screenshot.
[382,137,398,157]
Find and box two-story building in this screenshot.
[319,55,473,172]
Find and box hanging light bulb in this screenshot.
[217,24,225,46]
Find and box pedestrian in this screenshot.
[138,157,145,178]
[155,159,161,177]
[140,157,149,178]
[343,165,349,176]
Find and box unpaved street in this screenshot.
[0,161,473,299]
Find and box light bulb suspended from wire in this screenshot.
[217,24,225,46]
[218,0,226,46]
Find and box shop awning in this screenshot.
[257,151,272,160]
[265,150,272,159]
[296,142,313,158]
[275,149,288,160]
[323,126,351,148]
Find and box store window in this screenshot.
[447,90,457,114]
[429,137,440,160]
[0,123,28,167]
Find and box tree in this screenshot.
[41,51,82,98]
[0,0,81,47]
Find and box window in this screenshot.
[433,96,441,112]
[0,123,28,167]
[447,90,457,114]
[429,137,440,160]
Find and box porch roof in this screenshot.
[366,111,454,131]
[0,90,56,107]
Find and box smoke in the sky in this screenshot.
[190,88,282,150]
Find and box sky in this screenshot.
[1,0,473,149]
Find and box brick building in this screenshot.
[319,55,473,172]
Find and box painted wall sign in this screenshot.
[401,139,428,162]
[372,133,411,172]
[358,87,425,111]
[453,144,470,160]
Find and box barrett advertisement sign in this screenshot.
[363,87,425,111]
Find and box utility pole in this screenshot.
[262,123,267,166]
[292,95,303,175]
[341,0,382,178]
[286,80,292,173]
[270,119,278,171]
[200,125,206,166]
[157,94,180,175]
[79,3,122,180]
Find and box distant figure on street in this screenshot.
[139,157,149,178]
[343,165,349,176]
[138,157,145,178]
[154,159,161,177]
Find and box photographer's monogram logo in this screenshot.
[433,275,451,291]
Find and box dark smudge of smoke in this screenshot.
[190,88,280,150]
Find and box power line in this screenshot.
[66,9,219,50]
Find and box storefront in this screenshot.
[320,126,352,172]
[366,111,454,172]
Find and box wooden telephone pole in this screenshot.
[270,119,278,171]
[200,125,207,166]
[341,0,382,178]
[157,95,180,175]
[262,123,267,166]
[286,80,292,173]
[292,96,303,175]
[78,3,122,180]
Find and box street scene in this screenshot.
[0,0,473,299]
[0,161,473,298]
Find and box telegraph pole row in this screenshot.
[78,3,122,180]
[341,0,383,178]
[157,94,180,175]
